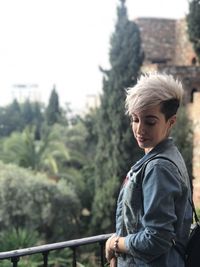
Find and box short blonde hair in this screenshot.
[125,72,184,116]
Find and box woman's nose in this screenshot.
[137,122,145,135]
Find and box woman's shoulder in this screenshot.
[144,156,179,176]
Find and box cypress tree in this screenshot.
[91,0,143,233]
[187,0,200,61]
[46,86,61,125]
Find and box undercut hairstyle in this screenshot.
[160,99,180,120]
[125,72,184,120]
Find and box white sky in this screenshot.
[0,0,189,111]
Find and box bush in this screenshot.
[0,161,81,242]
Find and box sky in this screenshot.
[0,0,189,112]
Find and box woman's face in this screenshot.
[131,104,176,154]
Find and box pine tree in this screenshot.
[187,0,200,61]
[91,0,143,233]
[46,86,62,125]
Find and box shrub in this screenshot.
[0,162,81,242]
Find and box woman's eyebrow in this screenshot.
[145,115,159,119]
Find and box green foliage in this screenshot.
[39,124,70,174]
[56,118,97,235]
[92,0,143,233]
[21,100,34,124]
[0,100,22,136]
[187,0,200,61]
[0,116,96,236]
[196,208,200,219]
[82,111,98,159]
[0,124,70,174]
[47,249,73,267]
[0,127,40,169]
[109,0,143,81]
[0,99,44,138]
[0,228,73,267]
[0,228,39,251]
[46,87,67,126]
[171,106,193,178]
[0,162,81,242]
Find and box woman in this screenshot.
[105,73,192,267]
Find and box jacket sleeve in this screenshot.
[124,160,184,262]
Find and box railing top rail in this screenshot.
[0,233,112,260]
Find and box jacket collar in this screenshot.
[131,137,174,172]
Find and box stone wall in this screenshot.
[136,17,198,67]
[136,18,176,65]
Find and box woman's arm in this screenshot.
[124,162,183,262]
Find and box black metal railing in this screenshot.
[0,233,112,267]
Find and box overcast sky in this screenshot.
[0,0,189,111]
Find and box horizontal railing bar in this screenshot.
[0,233,112,260]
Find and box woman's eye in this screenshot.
[146,120,156,126]
[131,118,139,123]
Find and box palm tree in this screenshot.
[0,125,70,175]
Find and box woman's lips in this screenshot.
[137,136,147,142]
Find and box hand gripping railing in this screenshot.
[0,233,112,267]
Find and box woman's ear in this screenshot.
[169,115,177,129]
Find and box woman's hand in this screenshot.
[105,234,126,265]
[105,234,116,262]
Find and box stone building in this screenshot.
[135,17,200,206]
[136,18,197,68]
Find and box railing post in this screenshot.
[72,247,77,267]
[11,256,20,267]
[99,241,105,267]
[43,251,49,267]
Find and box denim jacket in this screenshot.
[116,138,192,267]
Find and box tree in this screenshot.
[91,0,143,233]
[171,106,193,179]
[0,162,81,242]
[21,99,34,125]
[187,0,200,61]
[0,100,23,136]
[0,125,70,174]
[31,101,45,140]
[0,100,45,138]
[45,86,66,125]
[62,116,97,234]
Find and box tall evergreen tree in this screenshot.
[46,86,62,125]
[187,0,200,61]
[0,99,22,136]
[32,102,44,140]
[171,107,193,180]
[91,0,143,233]
[21,99,34,125]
